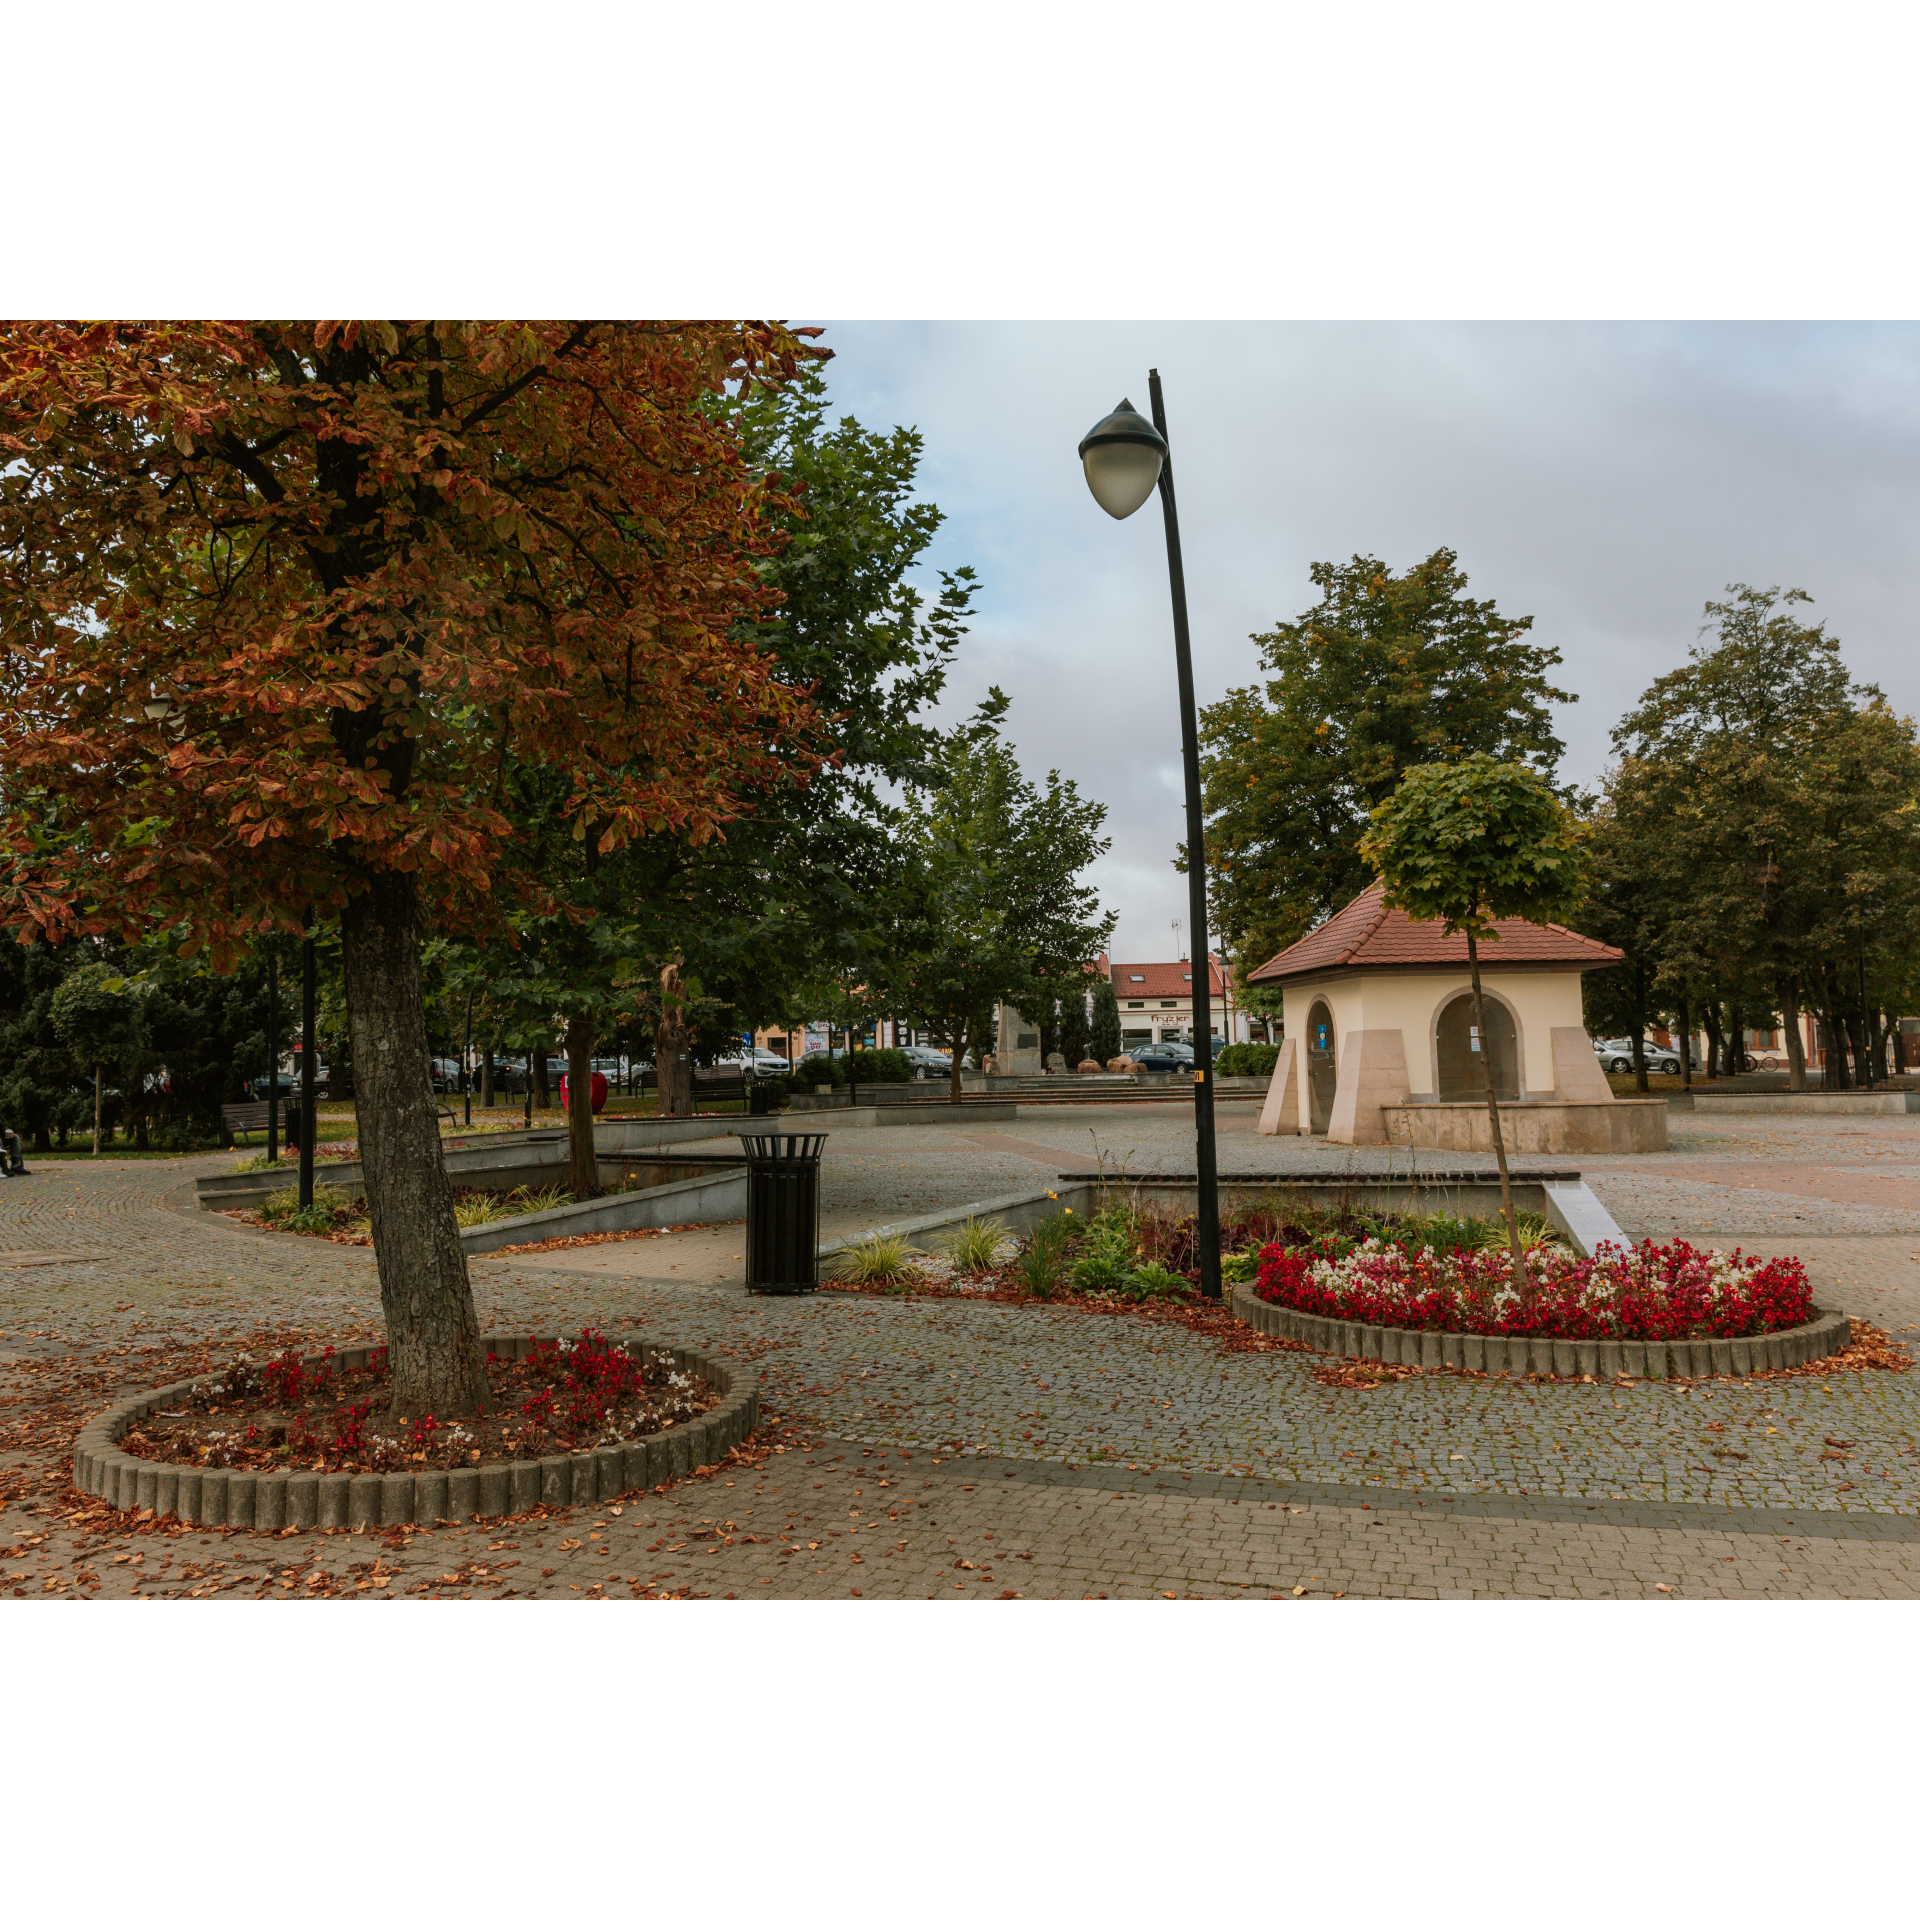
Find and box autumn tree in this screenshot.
[0,321,823,1414]
[1200,550,1570,974]
[1359,754,1586,1272]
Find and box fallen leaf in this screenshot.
[1654,1583,1673,1594]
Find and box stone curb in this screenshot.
[71,1334,758,1532]
[1229,1285,1852,1381]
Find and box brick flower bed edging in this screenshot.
[70,1334,758,1531]
[1231,1284,1852,1381]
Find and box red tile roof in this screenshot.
[1246,882,1622,982]
[1110,955,1227,998]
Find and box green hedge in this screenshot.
[1215,1042,1281,1078]
[794,1053,842,1088]
[845,1047,913,1083]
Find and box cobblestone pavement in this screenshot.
[6,1107,1920,1599]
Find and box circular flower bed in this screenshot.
[117,1330,711,1475]
[1251,1235,1812,1342]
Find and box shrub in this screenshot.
[1215,1042,1281,1078]
[845,1047,913,1083]
[795,1053,842,1089]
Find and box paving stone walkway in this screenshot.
[6,1103,1920,1599]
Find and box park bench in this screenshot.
[221,1098,454,1148]
[220,1100,277,1145]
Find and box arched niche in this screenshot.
[1305,997,1337,1134]
[1435,991,1519,1101]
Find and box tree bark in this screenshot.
[564,1016,597,1200]
[340,870,489,1417]
[1777,977,1807,1092]
[1466,929,1525,1279]
[531,1047,552,1110]
[480,1049,493,1108]
[1677,989,1693,1091]
[1701,1002,1724,1079]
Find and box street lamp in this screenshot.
[1078,373,1223,1301]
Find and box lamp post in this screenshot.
[1078,373,1222,1300]
[298,912,316,1209]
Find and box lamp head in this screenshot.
[1077,398,1167,519]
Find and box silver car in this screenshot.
[1594,1037,1684,1076]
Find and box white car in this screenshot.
[710,1046,791,1078]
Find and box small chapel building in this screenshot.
[1245,882,1666,1154]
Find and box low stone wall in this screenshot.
[1689,1090,1920,1116]
[813,1168,1630,1275]
[458,1165,749,1254]
[72,1334,758,1530]
[1232,1284,1851,1380]
[194,1116,775,1210]
[1382,1099,1669,1155]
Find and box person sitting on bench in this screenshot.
[0,1125,26,1177]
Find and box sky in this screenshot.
[806,321,1920,968]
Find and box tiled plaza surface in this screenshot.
[6,1099,1920,1599]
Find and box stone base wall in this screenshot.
[1382,1098,1668,1155]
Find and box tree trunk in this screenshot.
[1701,1002,1723,1079]
[1838,1008,1865,1088]
[565,1016,597,1200]
[1466,929,1525,1279]
[92,1063,102,1156]
[339,871,489,1418]
[1677,989,1693,1091]
[1777,978,1807,1092]
[480,1049,493,1108]
[532,1047,552,1110]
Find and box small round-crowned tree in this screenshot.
[1357,753,1585,1273]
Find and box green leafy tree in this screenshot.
[1606,586,1920,1092]
[1089,978,1122,1066]
[1059,987,1091,1069]
[877,693,1115,1100]
[1359,754,1586,1269]
[1200,550,1571,978]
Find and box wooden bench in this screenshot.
[221,1101,276,1145]
[222,1099,455,1147]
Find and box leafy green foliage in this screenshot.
[1590,585,1920,1089]
[1014,1211,1078,1299]
[874,692,1114,1098]
[1215,1041,1280,1078]
[1200,550,1570,974]
[1358,754,1586,940]
[794,1053,842,1089]
[1089,978,1122,1066]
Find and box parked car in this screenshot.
[900,1045,952,1078]
[1129,1041,1195,1073]
[245,1070,301,1101]
[706,1046,791,1079]
[1594,1038,1685,1076]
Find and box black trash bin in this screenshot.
[742,1132,826,1294]
[283,1104,303,1152]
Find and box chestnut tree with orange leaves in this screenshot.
[0,321,823,1415]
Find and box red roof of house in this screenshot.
[1246,883,1621,982]
[1110,955,1226,998]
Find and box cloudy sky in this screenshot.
[807,321,1920,967]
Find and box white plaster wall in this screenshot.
[1282,968,1595,1107]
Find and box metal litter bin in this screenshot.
[742,1132,826,1294]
